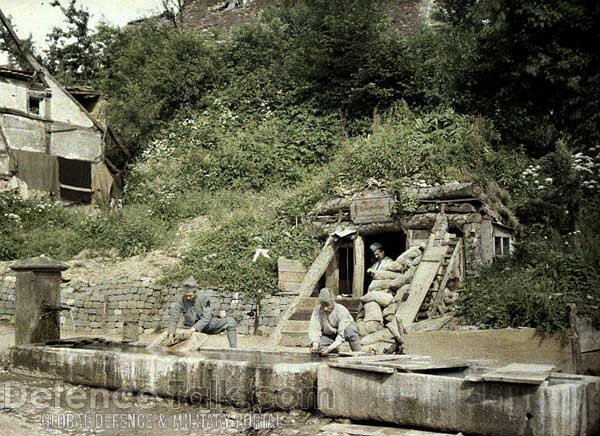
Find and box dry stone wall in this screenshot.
[0,264,292,337]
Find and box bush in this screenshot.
[323,103,510,195]
[125,105,343,214]
[457,229,600,332]
[99,24,223,155]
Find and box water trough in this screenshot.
[11,340,326,411]
[318,362,600,436]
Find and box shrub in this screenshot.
[457,229,600,332]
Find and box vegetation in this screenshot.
[1,0,599,331]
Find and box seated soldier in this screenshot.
[167,276,237,348]
[308,288,361,355]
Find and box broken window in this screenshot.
[495,236,511,257]
[28,96,42,115]
[58,157,92,203]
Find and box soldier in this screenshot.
[308,288,361,355]
[367,242,394,275]
[167,276,237,348]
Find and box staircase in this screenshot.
[279,297,361,347]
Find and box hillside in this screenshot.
[1,0,599,333]
[129,0,431,35]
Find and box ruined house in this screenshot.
[271,182,516,346]
[0,12,124,204]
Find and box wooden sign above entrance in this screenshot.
[350,191,395,224]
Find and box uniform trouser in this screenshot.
[319,324,361,351]
[186,316,237,348]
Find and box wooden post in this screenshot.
[269,237,337,347]
[352,235,365,298]
[325,251,339,295]
[569,303,583,374]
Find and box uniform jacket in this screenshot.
[168,290,214,335]
[308,303,355,344]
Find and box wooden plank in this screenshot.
[375,359,470,372]
[269,237,337,346]
[396,246,447,326]
[327,361,396,374]
[299,297,318,311]
[479,363,555,385]
[336,354,431,364]
[321,423,458,436]
[353,235,365,298]
[325,250,339,294]
[278,257,307,273]
[350,190,394,224]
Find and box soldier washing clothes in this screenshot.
[308,288,361,355]
[166,276,238,348]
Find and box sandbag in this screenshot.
[385,258,411,273]
[367,279,394,292]
[360,328,394,346]
[372,270,404,280]
[363,301,383,323]
[360,291,393,307]
[356,320,368,337]
[382,302,398,318]
[364,320,383,334]
[394,284,411,303]
[389,267,415,289]
[397,246,423,263]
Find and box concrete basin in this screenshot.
[318,364,600,436]
[10,341,326,411]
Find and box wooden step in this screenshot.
[298,297,318,310]
[282,320,309,334]
[290,309,313,321]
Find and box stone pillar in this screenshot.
[10,256,69,345]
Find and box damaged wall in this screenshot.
[0,77,29,111]
[0,114,46,152]
[50,125,103,162]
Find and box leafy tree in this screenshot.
[98,25,222,151]
[0,14,37,70]
[45,0,117,86]
[434,0,600,155]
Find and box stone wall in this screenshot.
[0,268,293,337]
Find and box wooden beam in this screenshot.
[269,237,337,346]
[325,249,339,295]
[569,304,583,374]
[327,361,396,374]
[352,235,365,298]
